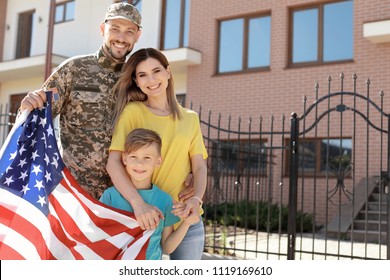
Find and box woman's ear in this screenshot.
[167,66,171,79]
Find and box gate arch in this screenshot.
[288,74,390,259]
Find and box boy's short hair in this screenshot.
[124,128,162,154]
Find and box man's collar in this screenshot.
[96,46,124,72]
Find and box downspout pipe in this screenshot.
[45,0,55,80]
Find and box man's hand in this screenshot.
[178,173,194,202]
[133,202,164,230]
[20,90,47,112]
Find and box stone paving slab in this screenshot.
[204,232,387,260]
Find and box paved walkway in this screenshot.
[202,231,388,260]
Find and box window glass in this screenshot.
[65,1,75,21]
[183,0,190,47]
[214,140,268,175]
[176,94,186,106]
[298,141,317,173]
[163,0,181,49]
[248,16,271,68]
[320,139,352,173]
[55,5,64,23]
[162,0,190,50]
[219,19,244,73]
[133,0,142,13]
[292,9,318,63]
[323,1,353,62]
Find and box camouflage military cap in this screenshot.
[104,3,142,28]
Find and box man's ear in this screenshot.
[135,29,142,43]
[99,22,105,36]
[122,153,127,165]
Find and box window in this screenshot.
[9,93,26,131]
[161,0,190,50]
[286,138,352,176]
[16,10,35,59]
[218,14,271,74]
[290,0,353,66]
[55,0,75,24]
[212,140,268,175]
[176,94,186,107]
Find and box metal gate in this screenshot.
[202,74,389,260]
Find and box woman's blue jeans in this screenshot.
[169,219,205,260]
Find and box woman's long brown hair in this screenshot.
[111,48,182,130]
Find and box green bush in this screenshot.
[204,201,314,233]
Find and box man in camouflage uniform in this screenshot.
[20,3,142,199]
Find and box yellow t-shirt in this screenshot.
[110,102,208,202]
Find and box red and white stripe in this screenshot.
[0,168,152,260]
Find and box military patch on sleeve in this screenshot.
[47,87,59,101]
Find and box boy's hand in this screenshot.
[134,202,164,230]
[174,198,201,225]
[171,200,186,218]
[181,196,201,218]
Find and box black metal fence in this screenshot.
[0,74,389,260]
[0,104,16,145]
[197,74,389,260]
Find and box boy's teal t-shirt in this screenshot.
[99,184,180,260]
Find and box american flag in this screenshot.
[0,92,152,260]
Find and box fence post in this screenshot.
[387,117,390,260]
[287,112,299,260]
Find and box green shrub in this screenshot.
[204,201,314,233]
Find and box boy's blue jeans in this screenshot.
[169,219,205,260]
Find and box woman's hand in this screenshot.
[178,173,194,202]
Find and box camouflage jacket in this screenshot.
[43,47,124,199]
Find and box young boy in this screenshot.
[100,128,198,260]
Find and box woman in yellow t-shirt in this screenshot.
[107,48,208,260]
